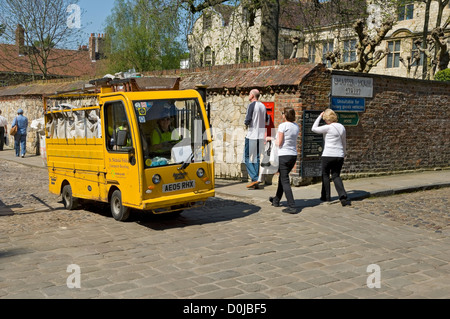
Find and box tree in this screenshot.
[104,0,185,73]
[326,16,395,73]
[414,0,450,79]
[0,0,85,80]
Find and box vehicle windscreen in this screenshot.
[133,98,208,168]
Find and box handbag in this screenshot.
[261,141,272,167]
[10,125,17,136]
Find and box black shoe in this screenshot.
[282,207,298,214]
[269,197,280,207]
[340,198,351,206]
[320,196,330,202]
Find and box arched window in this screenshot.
[241,41,250,63]
[204,46,213,66]
[203,12,212,30]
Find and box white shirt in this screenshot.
[0,115,7,128]
[312,116,346,158]
[245,101,267,140]
[277,121,300,157]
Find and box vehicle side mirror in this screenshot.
[117,130,128,147]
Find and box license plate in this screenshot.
[163,180,196,193]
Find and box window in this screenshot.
[398,3,414,21]
[343,39,357,62]
[203,12,212,30]
[133,98,207,168]
[387,40,401,68]
[204,47,213,66]
[241,41,250,63]
[236,48,240,64]
[411,40,424,67]
[105,101,133,152]
[322,41,334,67]
[242,7,255,27]
[308,44,316,63]
[282,37,294,59]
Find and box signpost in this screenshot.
[301,111,324,177]
[331,97,366,112]
[332,75,373,98]
[337,112,360,126]
[331,74,373,127]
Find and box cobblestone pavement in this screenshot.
[0,160,449,299]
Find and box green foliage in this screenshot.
[434,69,450,82]
[104,0,186,73]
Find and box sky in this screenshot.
[77,0,116,41]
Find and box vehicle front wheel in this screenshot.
[62,184,78,210]
[110,190,130,222]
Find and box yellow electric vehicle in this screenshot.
[44,77,215,221]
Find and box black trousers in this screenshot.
[275,155,297,208]
[0,127,4,151]
[321,156,347,201]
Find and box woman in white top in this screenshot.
[268,107,300,214]
[312,109,350,206]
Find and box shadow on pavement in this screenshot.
[132,197,261,231]
[0,248,34,259]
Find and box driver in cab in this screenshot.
[150,110,179,155]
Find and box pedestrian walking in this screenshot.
[244,89,266,190]
[0,109,7,151]
[268,107,300,214]
[312,109,350,206]
[11,109,28,158]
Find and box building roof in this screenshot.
[0,60,326,97]
[177,60,325,90]
[0,80,90,97]
[0,43,98,78]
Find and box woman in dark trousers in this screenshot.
[268,107,300,214]
[312,109,350,206]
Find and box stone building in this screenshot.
[188,0,450,79]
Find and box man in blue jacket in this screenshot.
[11,109,28,158]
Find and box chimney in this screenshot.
[89,33,96,61]
[15,24,26,56]
[88,33,106,61]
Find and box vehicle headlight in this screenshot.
[152,174,161,184]
[197,168,205,178]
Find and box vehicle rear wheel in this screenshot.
[62,184,78,210]
[110,190,130,222]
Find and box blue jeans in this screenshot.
[244,138,263,182]
[14,133,27,157]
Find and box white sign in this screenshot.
[332,75,373,98]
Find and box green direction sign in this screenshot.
[337,112,360,126]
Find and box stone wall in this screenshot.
[0,92,98,155]
[0,96,44,155]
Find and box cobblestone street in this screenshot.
[0,159,449,299]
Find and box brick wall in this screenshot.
[343,73,450,176]
[293,70,450,180]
